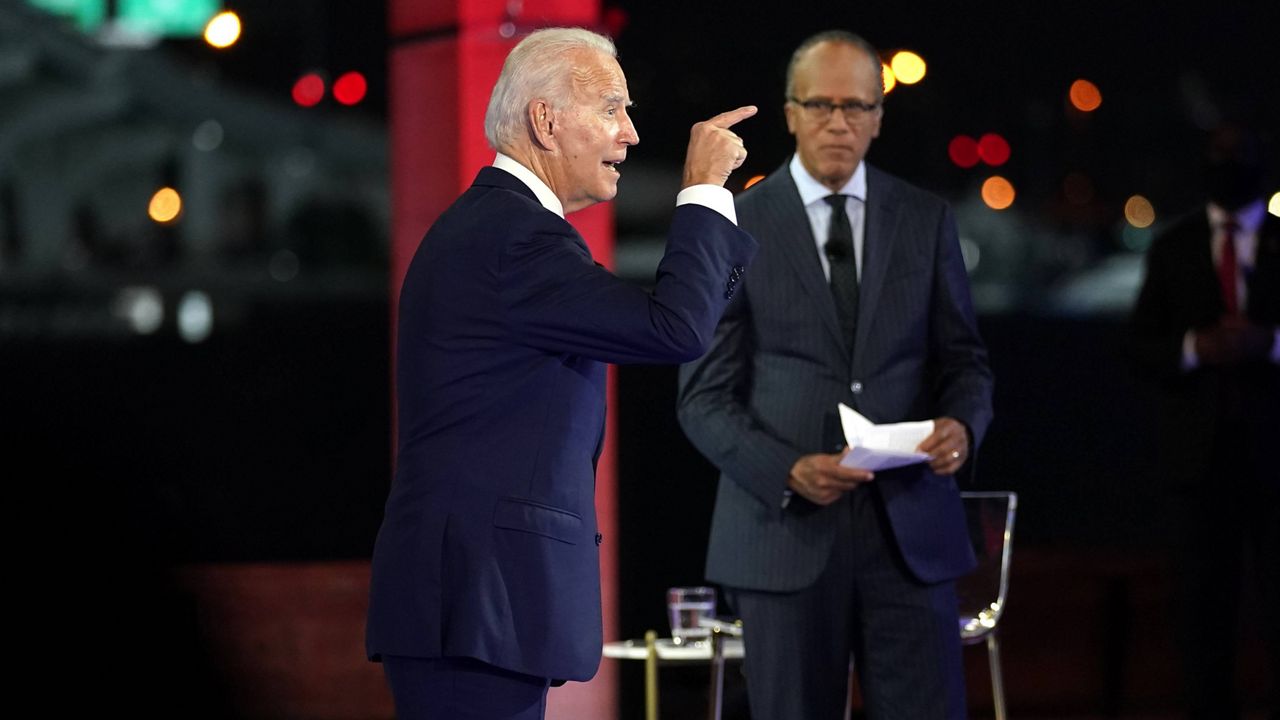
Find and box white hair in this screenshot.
[484,27,617,152]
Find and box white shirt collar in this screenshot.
[789,153,867,207]
[1207,199,1265,234]
[493,153,565,218]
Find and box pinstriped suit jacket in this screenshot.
[677,160,994,591]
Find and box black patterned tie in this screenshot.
[824,194,859,357]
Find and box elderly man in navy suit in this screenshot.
[678,30,993,720]
[365,27,758,720]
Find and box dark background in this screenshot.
[2,0,1277,716]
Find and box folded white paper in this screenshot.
[838,403,933,471]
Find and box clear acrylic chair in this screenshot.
[957,491,1018,720]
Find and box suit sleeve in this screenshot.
[676,281,804,507]
[499,204,756,365]
[928,204,995,449]
[1129,235,1194,382]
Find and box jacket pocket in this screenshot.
[493,497,581,545]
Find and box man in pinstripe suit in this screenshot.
[678,31,994,720]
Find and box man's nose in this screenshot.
[825,109,852,132]
[620,113,639,145]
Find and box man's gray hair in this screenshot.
[484,27,617,152]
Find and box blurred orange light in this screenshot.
[204,11,240,49]
[743,174,765,190]
[292,73,325,107]
[890,50,926,84]
[981,176,1015,210]
[333,71,367,106]
[977,133,1010,166]
[948,135,980,168]
[1069,79,1102,112]
[881,63,896,94]
[1124,195,1156,228]
[149,187,182,223]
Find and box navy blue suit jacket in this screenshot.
[678,161,993,591]
[367,166,756,682]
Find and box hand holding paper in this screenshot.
[837,404,934,471]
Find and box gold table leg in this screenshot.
[645,630,659,720]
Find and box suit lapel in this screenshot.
[853,166,903,365]
[762,168,846,354]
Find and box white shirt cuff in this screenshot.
[1181,330,1199,371]
[676,185,737,225]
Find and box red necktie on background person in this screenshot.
[1219,220,1239,316]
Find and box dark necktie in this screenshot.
[824,194,859,358]
[1219,220,1239,316]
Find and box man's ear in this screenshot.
[783,103,799,137]
[528,99,556,151]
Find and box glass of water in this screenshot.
[667,586,716,645]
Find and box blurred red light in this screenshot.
[334,71,367,106]
[978,133,1011,166]
[292,73,325,107]
[948,135,979,168]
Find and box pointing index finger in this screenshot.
[707,105,758,129]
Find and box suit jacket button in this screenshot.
[595,533,603,546]
[850,381,863,394]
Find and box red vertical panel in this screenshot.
[389,2,617,718]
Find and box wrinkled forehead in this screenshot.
[566,48,629,103]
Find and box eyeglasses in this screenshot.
[788,97,881,123]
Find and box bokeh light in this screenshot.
[743,174,765,190]
[981,176,1016,210]
[1069,79,1102,112]
[881,63,896,94]
[1124,195,1155,228]
[148,187,182,223]
[977,133,1010,166]
[333,71,367,106]
[292,73,325,107]
[890,50,926,84]
[1269,191,1280,217]
[203,11,240,49]
[948,135,980,168]
[178,291,214,343]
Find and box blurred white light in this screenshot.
[177,290,213,343]
[193,119,223,151]
[113,286,163,334]
[269,249,300,282]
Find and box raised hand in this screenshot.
[682,105,758,188]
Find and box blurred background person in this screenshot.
[1130,119,1279,720]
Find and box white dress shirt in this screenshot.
[1181,198,1280,367]
[789,153,867,281]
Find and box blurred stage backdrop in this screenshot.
[2,0,1276,717]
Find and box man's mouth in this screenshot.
[603,159,624,173]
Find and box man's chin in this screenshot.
[818,162,857,187]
